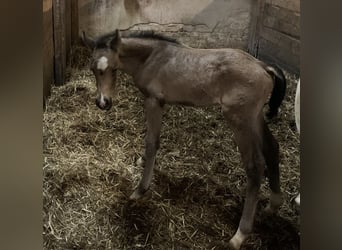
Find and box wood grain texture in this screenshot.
[265,0,300,13]
[43,0,52,12]
[263,3,300,38]
[250,0,300,73]
[43,0,53,106]
[71,0,79,44]
[258,36,299,74]
[248,0,266,56]
[53,0,66,85]
[65,0,72,63]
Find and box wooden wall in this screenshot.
[43,0,79,106]
[43,0,54,107]
[78,0,254,50]
[248,0,300,74]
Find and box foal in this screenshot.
[82,30,286,249]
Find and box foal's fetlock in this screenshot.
[135,157,144,168]
[129,185,148,200]
[265,192,283,214]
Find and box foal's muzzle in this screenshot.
[96,96,112,110]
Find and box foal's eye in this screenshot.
[99,71,104,76]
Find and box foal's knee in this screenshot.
[245,157,264,184]
[145,136,159,154]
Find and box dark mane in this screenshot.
[94,30,180,48]
[95,31,118,49]
[125,31,180,44]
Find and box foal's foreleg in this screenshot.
[130,98,162,200]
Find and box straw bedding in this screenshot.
[43,46,300,249]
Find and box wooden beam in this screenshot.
[263,3,300,39]
[53,0,66,85]
[65,0,72,63]
[266,0,300,13]
[71,0,79,44]
[248,0,266,57]
[258,37,300,74]
[43,0,54,106]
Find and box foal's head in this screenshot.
[82,30,122,110]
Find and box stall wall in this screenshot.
[249,0,300,74]
[79,0,254,49]
[43,0,54,106]
[43,0,79,106]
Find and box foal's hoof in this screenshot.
[136,157,144,168]
[291,194,300,213]
[264,204,278,215]
[129,187,148,200]
[228,239,241,250]
[264,192,283,214]
[228,229,247,250]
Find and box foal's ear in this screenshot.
[81,31,96,49]
[110,29,121,50]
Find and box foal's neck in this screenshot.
[118,38,156,77]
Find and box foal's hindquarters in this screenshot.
[220,73,283,249]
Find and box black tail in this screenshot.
[264,64,287,119]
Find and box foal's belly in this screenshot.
[160,81,221,106]
[165,95,218,107]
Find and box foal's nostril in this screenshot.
[104,98,112,110]
[95,97,112,110]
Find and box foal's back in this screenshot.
[139,43,273,107]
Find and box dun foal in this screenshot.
[82,30,286,249]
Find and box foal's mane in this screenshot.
[95,30,180,48]
[126,30,180,44]
[95,32,117,48]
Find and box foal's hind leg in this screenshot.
[224,112,265,249]
[261,120,283,213]
[130,98,163,200]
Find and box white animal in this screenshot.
[294,79,300,207]
[295,79,300,133]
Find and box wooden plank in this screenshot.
[71,0,79,44]
[53,0,66,85]
[65,0,72,64]
[258,37,300,74]
[263,3,300,38]
[43,0,52,12]
[266,0,300,13]
[248,0,266,56]
[260,26,300,56]
[250,0,300,73]
[43,0,54,106]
